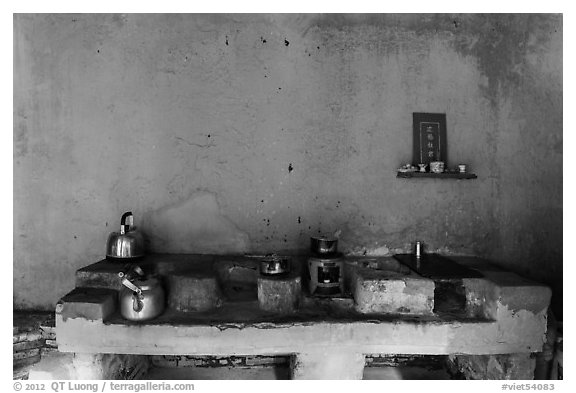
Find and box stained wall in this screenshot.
[13,14,562,314]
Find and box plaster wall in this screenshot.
[13,14,562,313]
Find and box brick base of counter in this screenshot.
[447,353,536,380]
[29,352,150,380]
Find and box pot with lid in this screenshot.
[106,211,145,260]
[260,254,290,275]
[310,230,341,255]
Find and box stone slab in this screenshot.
[463,274,552,320]
[56,311,546,356]
[166,274,223,312]
[257,272,301,314]
[482,271,552,314]
[344,257,413,293]
[57,287,117,323]
[351,267,435,315]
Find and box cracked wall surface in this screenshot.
[14,14,562,313]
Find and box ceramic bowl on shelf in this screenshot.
[397,164,417,173]
[429,161,445,173]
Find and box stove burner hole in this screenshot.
[433,280,467,315]
[318,265,340,284]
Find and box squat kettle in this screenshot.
[118,266,165,322]
[106,211,145,260]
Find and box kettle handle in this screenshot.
[121,277,142,295]
[120,211,133,234]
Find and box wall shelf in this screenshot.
[397,172,477,179]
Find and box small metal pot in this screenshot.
[260,255,290,275]
[310,235,338,255]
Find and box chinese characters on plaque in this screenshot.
[420,122,441,163]
[412,113,447,167]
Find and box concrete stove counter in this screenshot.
[55,254,551,379]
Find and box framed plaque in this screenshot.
[412,113,447,166]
